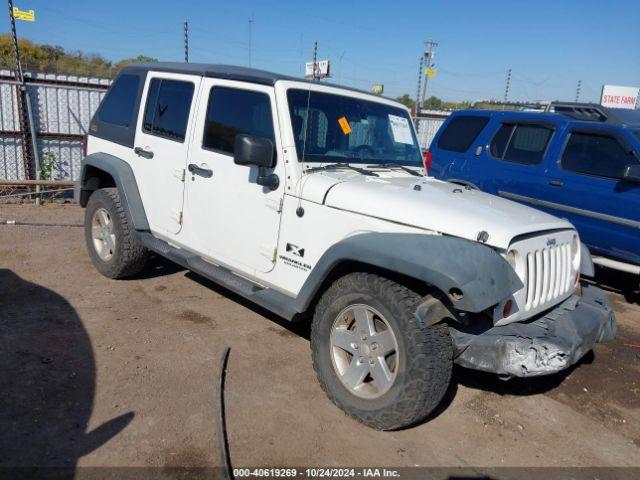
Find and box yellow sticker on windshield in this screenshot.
[338,116,352,135]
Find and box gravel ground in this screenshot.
[1,203,639,476]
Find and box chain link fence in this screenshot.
[0,69,110,181]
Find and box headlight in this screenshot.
[571,234,580,269]
[506,250,517,270]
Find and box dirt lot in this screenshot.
[1,203,640,475]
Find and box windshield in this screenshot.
[287,88,422,166]
[634,130,640,142]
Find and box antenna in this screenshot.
[248,13,254,67]
[184,21,189,63]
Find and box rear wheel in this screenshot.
[311,272,453,430]
[84,188,148,279]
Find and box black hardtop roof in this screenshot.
[120,62,382,98]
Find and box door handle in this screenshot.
[548,180,564,187]
[134,146,154,159]
[188,163,213,178]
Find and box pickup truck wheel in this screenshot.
[84,188,148,279]
[311,272,452,430]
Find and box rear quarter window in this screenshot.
[436,115,489,152]
[97,74,140,127]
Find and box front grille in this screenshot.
[524,243,573,311]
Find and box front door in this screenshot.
[540,127,640,264]
[133,72,200,236]
[183,79,284,274]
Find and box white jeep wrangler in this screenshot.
[78,62,615,430]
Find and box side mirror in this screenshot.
[234,134,275,168]
[623,164,640,183]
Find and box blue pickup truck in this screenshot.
[428,103,640,281]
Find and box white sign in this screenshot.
[388,115,414,145]
[305,60,330,78]
[600,85,639,110]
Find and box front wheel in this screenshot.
[310,273,453,430]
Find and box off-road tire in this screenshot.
[84,188,148,279]
[311,272,452,430]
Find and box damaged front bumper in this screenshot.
[449,284,616,378]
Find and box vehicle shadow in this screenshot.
[185,271,312,340]
[452,350,593,396]
[588,266,639,304]
[0,269,133,477]
[127,253,186,280]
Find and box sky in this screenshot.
[3,0,639,103]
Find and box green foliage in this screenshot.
[395,94,416,108]
[0,35,158,77]
[39,151,57,180]
[422,95,472,111]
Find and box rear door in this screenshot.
[132,72,200,236]
[539,127,640,263]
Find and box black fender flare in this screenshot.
[295,233,523,314]
[79,152,149,231]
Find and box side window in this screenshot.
[98,74,140,127]
[142,78,194,142]
[436,116,489,152]
[490,124,552,165]
[202,87,275,155]
[562,133,637,179]
[489,124,512,158]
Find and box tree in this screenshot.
[113,55,158,72]
[422,96,443,110]
[395,93,415,108]
[0,35,156,77]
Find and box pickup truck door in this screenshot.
[132,72,200,236]
[533,126,640,264]
[183,79,284,274]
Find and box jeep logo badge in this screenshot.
[286,243,305,257]
[547,238,557,246]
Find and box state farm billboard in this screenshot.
[600,85,639,110]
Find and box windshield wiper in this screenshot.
[304,163,379,176]
[368,163,422,177]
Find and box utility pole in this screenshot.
[575,80,581,102]
[415,56,424,114]
[8,0,39,201]
[248,13,254,67]
[503,68,512,108]
[184,21,189,63]
[312,41,318,81]
[421,39,438,106]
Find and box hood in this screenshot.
[300,171,573,249]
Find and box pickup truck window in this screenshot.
[489,124,552,165]
[202,87,275,155]
[98,74,139,127]
[287,89,421,166]
[436,116,489,153]
[562,132,637,180]
[142,78,194,142]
